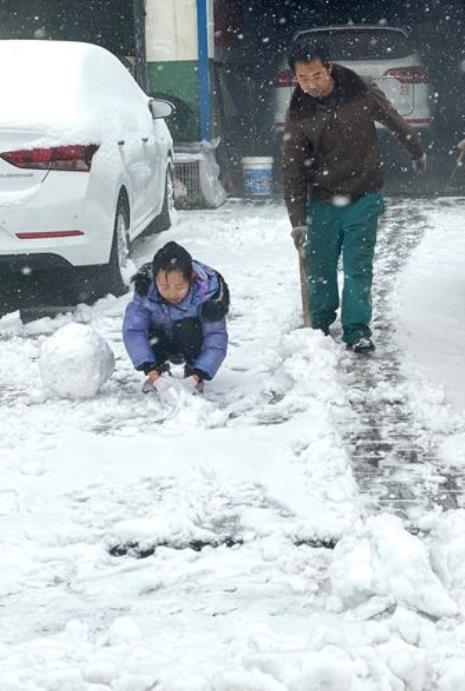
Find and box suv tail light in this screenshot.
[383,67,429,84]
[275,69,297,87]
[0,144,99,171]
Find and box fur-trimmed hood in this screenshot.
[288,64,368,121]
[130,260,230,322]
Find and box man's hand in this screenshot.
[290,226,306,250]
[412,153,427,174]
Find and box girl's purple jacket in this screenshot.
[123,260,228,379]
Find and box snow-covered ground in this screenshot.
[1,198,465,690]
[394,203,465,411]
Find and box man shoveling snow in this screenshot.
[282,39,426,353]
[123,242,229,397]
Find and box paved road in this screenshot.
[338,199,464,526]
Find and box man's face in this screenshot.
[294,58,334,98]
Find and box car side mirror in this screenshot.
[149,99,175,119]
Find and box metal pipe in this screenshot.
[196,0,211,140]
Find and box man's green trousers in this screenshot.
[303,192,385,345]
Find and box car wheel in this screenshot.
[152,164,174,233]
[99,197,132,296]
[71,197,132,302]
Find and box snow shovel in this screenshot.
[299,249,312,327]
[444,139,465,193]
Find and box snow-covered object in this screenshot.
[39,322,114,399]
[174,140,226,209]
[0,40,150,148]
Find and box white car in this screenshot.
[0,40,174,296]
[274,25,432,134]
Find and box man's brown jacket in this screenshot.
[282,64,424,227]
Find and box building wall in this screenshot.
[145,0,215,140]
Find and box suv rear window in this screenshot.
[296,29,413,61]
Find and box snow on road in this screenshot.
[393,201,465,413]
[1,199,465,690]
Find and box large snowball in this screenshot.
[39,322,115,399]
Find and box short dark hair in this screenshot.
[287,40,331,73]
[152,241,193,281]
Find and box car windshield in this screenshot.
[297,29,413,61]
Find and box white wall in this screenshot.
[145,0,214,62]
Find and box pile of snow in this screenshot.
[329,514,457,618]
[39,322,114,399]
[429,509,465,589]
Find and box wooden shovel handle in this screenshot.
[298,250,312,327]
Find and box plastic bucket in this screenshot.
[241,156,273,198]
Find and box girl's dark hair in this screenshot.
[152,241,193,281]
[288,40,331,73]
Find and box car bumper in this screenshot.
[0,170,111,268]
[0,252,76,272]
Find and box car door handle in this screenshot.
[118,140,125,146]
[141,137,149,143]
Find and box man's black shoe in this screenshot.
[347,337,375,353]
